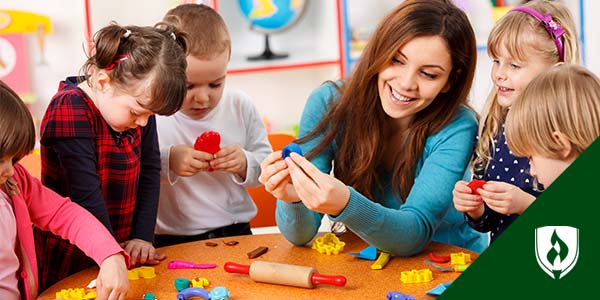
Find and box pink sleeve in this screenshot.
[14,164,130,266]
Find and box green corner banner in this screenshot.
[440,138,600,300]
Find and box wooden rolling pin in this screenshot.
[224,261,347,288]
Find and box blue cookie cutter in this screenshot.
[387,291,416,300]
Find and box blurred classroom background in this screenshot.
[0,0,597,137]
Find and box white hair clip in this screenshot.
[170,32,176,40]
[123,29,132,38]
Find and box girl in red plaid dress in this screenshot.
[34,22,188,291]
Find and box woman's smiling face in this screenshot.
[377,35,452,129]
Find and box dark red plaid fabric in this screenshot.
[35,78,143,290]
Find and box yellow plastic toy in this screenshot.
[450,252,472,265]
[452,264,470,272]
[371,252,391,270]
[55,288,96,300]
[311,232,345,255]
[192,277,210,288]
[127,266,157,280]
[400,269,433,283]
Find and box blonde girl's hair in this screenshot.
[473,0,580,176]
[505,64,600,159]
[82,22,189,116]
[0,81,36,163]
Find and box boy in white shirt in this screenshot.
[155,4,272,247]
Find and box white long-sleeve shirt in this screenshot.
[155,89,272,235]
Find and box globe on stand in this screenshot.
[238,0,307,61]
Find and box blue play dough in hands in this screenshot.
[282,143,303,159]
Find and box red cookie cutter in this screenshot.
[428,252,451,264]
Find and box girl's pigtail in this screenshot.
[93,23,129,70]
[156,22,189,55]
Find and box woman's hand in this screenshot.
[95,253,129,300]
[478,181,536,215]
[285,152,350,216]
[259,151,299,202]
[120,239,166,267]
[169,145,213,176]
[211,144,248,179]
[452,180,485,219]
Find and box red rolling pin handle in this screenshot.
[311,273,347,287]
[224,262,250,275]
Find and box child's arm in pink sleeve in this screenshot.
[14,164,130,266]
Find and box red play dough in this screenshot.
[194,131,221,154]
[467,179,486,195]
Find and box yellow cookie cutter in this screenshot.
[127,266,156,280]
[450,252,472,265]
[55,288,96,300]
[400,268,433,283]
[312,232,346,255]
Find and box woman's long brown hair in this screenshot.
[299,0,476,201]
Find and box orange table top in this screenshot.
[37,232,478,300]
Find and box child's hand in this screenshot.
[259,151,299,202]
[452,180,485,219]
[95,253,129,300]
[169,144,213,176]
[210,144,248,178]
[478,181,536,215]
[120,239,166,267]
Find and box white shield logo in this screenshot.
[535,226,579,279]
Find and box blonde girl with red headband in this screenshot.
[452,0,580,243]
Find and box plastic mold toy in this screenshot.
[142,292,156,300]
[176,287,230,300]
[386,291,417,300]
[127,266,156,280]
[174,278,192,292]
[428,252,451,263]
[55,288,96,300]
[176,287,208,300]
[312,232,345,255]
[209,286,230,300]
[427,282,453,296]
[371,252,391,270]
[424,259,469,272]
[168,260,217,269]
[192,277,210,288]
[450,252,472,265]
[400,269,433,283]
[348,245,377,260]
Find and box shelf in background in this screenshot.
[229,59,341,74]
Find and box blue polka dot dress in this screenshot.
[465,124,541,243]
